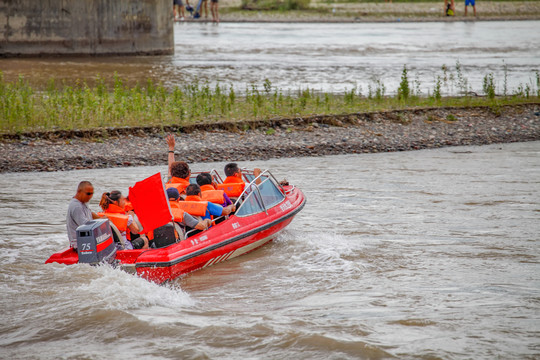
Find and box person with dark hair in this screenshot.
[66,181,100,251]
[99,190,148,250]
[184,184,235,221]
[223,162,241,178]
[196,172,233,208]
[166,188,212,231]
[166,134,191,194]
[219,163,261,199]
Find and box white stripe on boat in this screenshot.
[202,230,282,269]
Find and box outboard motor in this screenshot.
[76,219,117,265]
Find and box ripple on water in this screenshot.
[0,142,539,359]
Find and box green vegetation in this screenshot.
[241,0,311,11]
[0,64,539,134]
[446,114,457,122]
[397,65,410,101]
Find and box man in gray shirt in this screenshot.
[66,181,99,250]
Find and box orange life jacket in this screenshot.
[176,195,208,217]
[99,204,130,239]
[200,184,225,204]
[166,177,190,193]
[217,176,245,198]
[169,201,185,222]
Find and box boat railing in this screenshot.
[184,228,198,239]
[284,185,295,194]
[183,213,228,239]
[240,168,286,194]
[188,169,223,184]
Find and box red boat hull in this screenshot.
[46,186,305,284]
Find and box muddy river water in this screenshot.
[1,141,539,359]
[1,21,539,94]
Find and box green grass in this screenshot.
[0,65,539,134]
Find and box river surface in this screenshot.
[1,21,539,95]
[0,141,539,359]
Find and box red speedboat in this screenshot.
[46,169,305,284]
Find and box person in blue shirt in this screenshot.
[184,184,235,221]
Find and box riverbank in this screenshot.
[1,103,538,173]
[214,1,540,22]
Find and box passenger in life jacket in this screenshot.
[165,134,191,195]
[166,161,191,195]
[124,197,134,212]
[184,184,235,221]
[166,188,211,231]
[196,172,233,208]
[98,191,148,250]
[218,163,262,199]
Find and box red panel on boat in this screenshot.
[129,173,173,233]
[45,248,78,265]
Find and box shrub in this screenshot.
[483,73,496,99]
[397,65,410,100]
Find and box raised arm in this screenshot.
[166,134,176,178]
[254,168,262,185]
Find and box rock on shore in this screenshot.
[0,104,539,173]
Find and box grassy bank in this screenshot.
[1,65,539,135]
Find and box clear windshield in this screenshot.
[235,172,286,217]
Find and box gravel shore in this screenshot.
[1,104,539,173]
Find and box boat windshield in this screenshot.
[235,171,286,217]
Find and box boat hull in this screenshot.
[46,186,305,284]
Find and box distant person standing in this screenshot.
[464,0,476,16]
[210,0,219,23]
[173,0,185,21]
[201,0,209,19]
[444,0,455,16]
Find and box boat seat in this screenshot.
[175,222,185,241]
[132,213,143,231]
[153,222,184,248]
[108,221,126,250]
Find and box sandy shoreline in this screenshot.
[212,0,540,22]
[1,104,539,173]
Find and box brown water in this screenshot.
[1,21,539,94]
[0,141,539,359]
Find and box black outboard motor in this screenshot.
[76,219,117,265]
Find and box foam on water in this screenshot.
[76,265,195,311]
[277,229,361,276]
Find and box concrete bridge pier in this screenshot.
[0,0,173,56]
